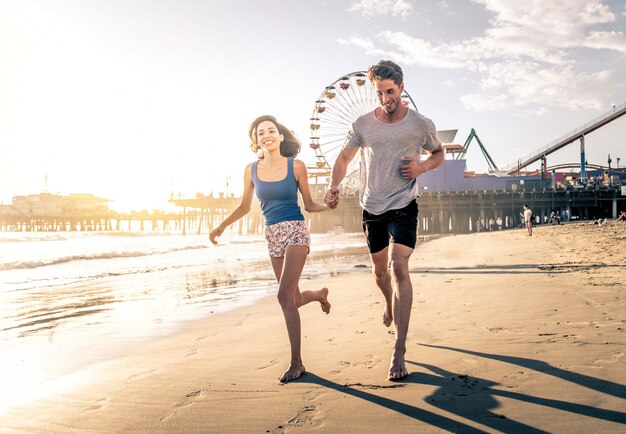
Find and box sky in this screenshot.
[1,0,625,212]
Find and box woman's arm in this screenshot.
[294,159,328,213]
[209,164,255,244]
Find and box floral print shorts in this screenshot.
[264,220,311,258]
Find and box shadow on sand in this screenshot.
[297,344,626,433]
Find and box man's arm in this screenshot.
[325,146,358,209]
[419,144,445,174]
[401,144,445,179]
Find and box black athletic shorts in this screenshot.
[362,199,418,254]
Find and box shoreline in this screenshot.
[2,221,625,432]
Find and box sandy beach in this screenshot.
[2,221,625,433]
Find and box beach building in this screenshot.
[11,193,64,217]
[7,193,110,217]
[0,193,113,231]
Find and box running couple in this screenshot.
[210,59,444,382]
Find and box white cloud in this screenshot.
[343,0,624,111]
[348,0,414,18]
[582,31,626,54]
[461,61,615,111]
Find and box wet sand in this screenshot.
[2,221,625,433]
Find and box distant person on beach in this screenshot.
[324,60,444,381]
[520,204,533,236]
[210,114,331,383]
[550,211,561,225]
[618,211,626,222]
[496,216,503,230]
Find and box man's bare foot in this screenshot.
[319,287,331,314]
[388,352,408,381]
[279,362,306,383]
[382,302,393,327]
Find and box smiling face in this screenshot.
[374,78,404,114]
[255,120,283,153]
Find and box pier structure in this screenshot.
[1,186,624,235]
[167,194,263,236]
[415,187,624,234]
[166,185,625,235]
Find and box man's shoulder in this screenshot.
[407,109,434,124]
[353,111,375,125]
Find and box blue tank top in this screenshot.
[252,157,304,226]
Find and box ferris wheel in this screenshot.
[309,71,419,174]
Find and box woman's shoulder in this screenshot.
[244,162,255,176]
[292,159,309,172]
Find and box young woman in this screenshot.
[209,114,330,383]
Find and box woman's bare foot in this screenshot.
[388,351,408,381]
[319,287,331,314]
[382,302,393,327]
[279,362,306,383]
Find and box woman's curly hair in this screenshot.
[248,115,301,159]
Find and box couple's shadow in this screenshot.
[296,344,626,434]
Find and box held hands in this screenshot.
[209,225,224,244]
[324,186,340,210]
[400,158,425,179]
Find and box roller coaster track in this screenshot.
[544,163,626,174]
[503,102,626,175]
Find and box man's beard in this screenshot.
[382,101,396,114]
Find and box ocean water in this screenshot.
[0,229,369,414]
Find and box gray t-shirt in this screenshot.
[346,109,440,215]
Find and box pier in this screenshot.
[3,187,622,235]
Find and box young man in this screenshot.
[324,60,444,380]
[521,204,533,236]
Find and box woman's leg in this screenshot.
[270,257,330,313]
[272,245,309,382]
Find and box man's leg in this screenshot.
[388,243,414,380]
[369,248,393,327]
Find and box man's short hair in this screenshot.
[368,60,403,86]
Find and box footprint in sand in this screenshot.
[234,313,258,327]
[592,351,624,367]
[329,360,351,375]
[80,398,108,415]
[185,348,199,357]
[256,359,280,370]
[353,355,379,369]
[160,390,204,423]
[194,335,208,341]
[126,369,158,382]
[303,389,322,402]
[268,405,322,433]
